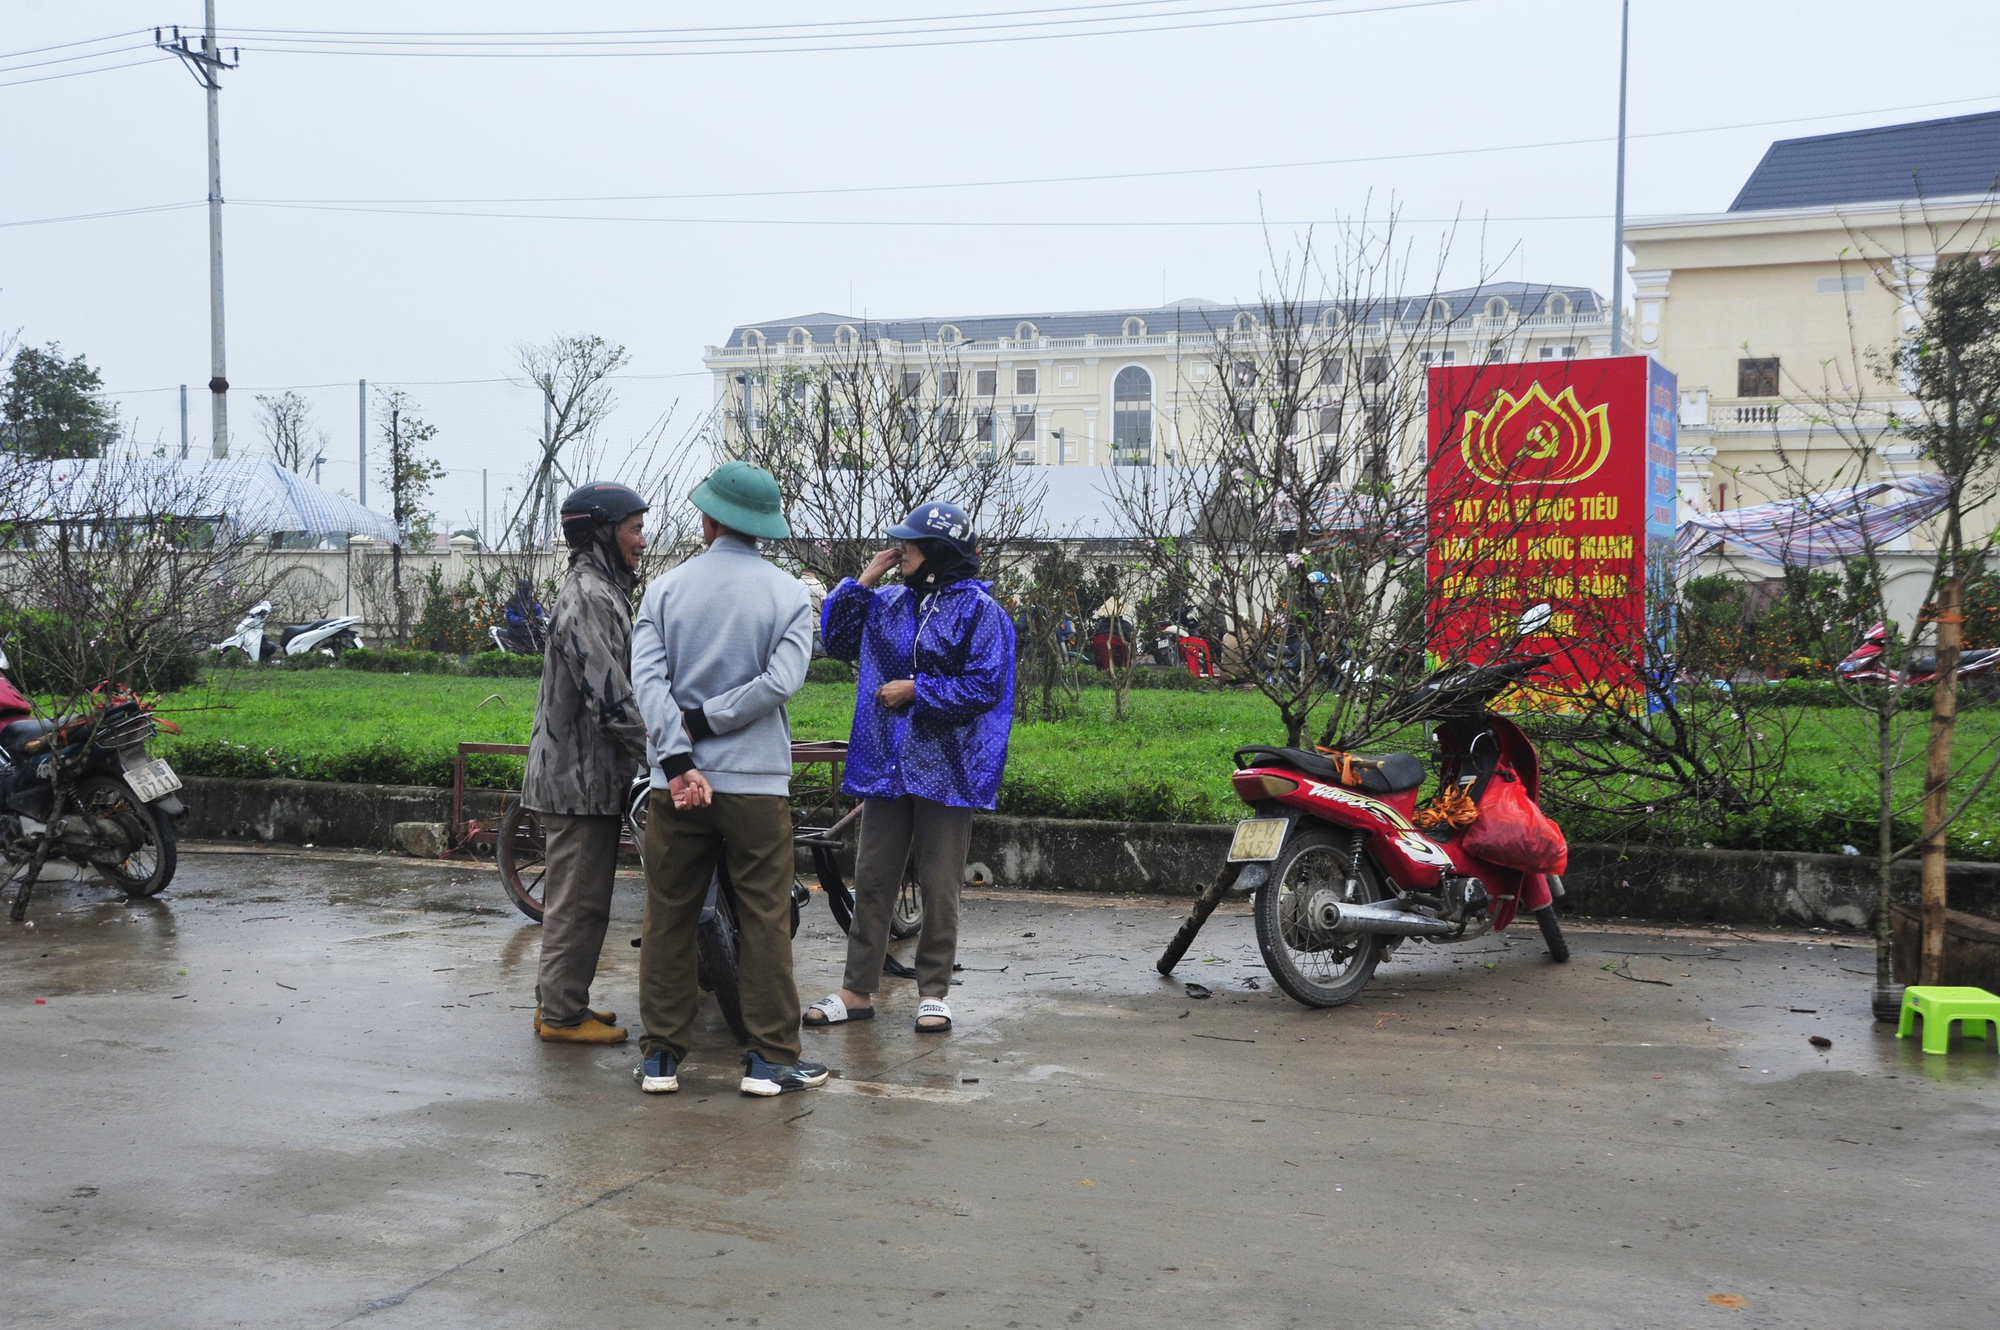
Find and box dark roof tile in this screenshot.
[1730,109,2000,212]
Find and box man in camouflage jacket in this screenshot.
[522,483,651,1044]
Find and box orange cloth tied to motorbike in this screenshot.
[1459,767,1568,875]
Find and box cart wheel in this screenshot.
[889,874,924,940]
[497,798,548,922]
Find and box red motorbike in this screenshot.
[1836,621,2000,688]
[1158,652,1569,1008]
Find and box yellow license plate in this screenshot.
[1228,818,1288,862]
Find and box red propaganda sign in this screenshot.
[1426,356,1678,708]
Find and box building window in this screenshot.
[901,370,922,396]
[1362,355,1390,385]
[1112,365,1153,466]
[938,324,963,343]
[1537,345,1576,360]
[1278,358,1303,390]
[940,370,960,397]
[1427,299,1453,325]
[1016,322,1038,343]
[1234,402,1256,434]
[1421,350,1458,365]
[1484,297,1509,320]
[835,325,859,347]
[1233,359,1258,388]
[788,327,812,347]
[1484,341,1506,364]
[1317,403,1344,436]
[1739,357,1780,397]
[976,369,997,395]
[1015,367,1038,395]
[1013,407,1037,442]
[1233,311,1258,334]
[1123,317,1146,337]
[940,410,961,441]
[900,407,921,442]
[975,410,995,443]
[1546,292,1571,317]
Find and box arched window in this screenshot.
[1112,365,1153,466]
[741,329,766,349]
[788,327,812,347]
[1122,316,1146,338]
[1320,307,1345,332]
[1015,322,1039,343]
[1233,311,1259,335]
[1484,297,1510,321]
[938,325,962,345]
[835,324,859,348]
[1427,298,1454,325]
[1546,292,1571,317]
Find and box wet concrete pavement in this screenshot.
[4,845,1997,1330]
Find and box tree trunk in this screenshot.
[1919,577,1962,986]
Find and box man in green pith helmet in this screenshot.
[628,460,830,1098]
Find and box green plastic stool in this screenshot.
[1897,986,2000,1055]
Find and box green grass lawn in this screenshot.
[152,669,2000,857]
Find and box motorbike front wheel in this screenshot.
[1534,904,1570,963]
[698,884,752,1044]
[496,798,549,921]
[77,775,177,897]
[889,875,924,940]
[1254,829,1383,1008]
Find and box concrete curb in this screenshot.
[175,774,2000,928]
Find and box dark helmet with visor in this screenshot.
[887,501,975,560]
[560,482,648,546]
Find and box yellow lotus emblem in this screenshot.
[1457,382,1611,486]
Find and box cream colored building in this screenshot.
[703,284,1614,469]
[1625,110,2000,540]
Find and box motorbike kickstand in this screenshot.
[1156,863,1241,975]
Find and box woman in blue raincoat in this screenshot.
[804,501,1014,1034]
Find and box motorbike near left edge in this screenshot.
[214,600,365,662]
[0,646,186,922]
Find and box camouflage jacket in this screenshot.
[521,548,648,816]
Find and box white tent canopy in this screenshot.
[14,457,400,545]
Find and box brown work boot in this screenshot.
[533,1006,616,1032]
[536,1016,628,1044]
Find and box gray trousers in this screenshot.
[841,795,973,1000]
[534,811,623,1027]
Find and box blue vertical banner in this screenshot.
[1644,359,1679,711]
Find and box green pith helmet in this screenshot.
[690,460,790,539]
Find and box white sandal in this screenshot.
[803,994,874,1027]
[915,998,952,1033]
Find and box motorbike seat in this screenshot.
[0,717,58,756]
[1234,745,1426,795]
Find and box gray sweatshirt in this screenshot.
[631,532,814,796]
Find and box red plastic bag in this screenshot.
[1461,769,1568,874]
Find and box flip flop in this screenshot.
[803,994,874,1028]
[915,998,952,1033]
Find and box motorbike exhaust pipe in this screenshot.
[1313,898,1460,938]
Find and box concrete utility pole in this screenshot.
[1609,0,1630,356]
[157,6,239,456]
[357,379,368,506]
[178,384,188,459]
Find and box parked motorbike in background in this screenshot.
[0,647,184,920]
[1158,605,1571,1008]
[214,600,364,662]
[1836,620,2000,689]
[490,581,549,655]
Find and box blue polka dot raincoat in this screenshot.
[821,577,1016,809]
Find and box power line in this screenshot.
[0,39,157,76]
[223,0,1480,58]
[8,89,1992,229]
[233,199,1604,228]
[210,0,1325,40]
[0,53,170,88]
[0,28,152,61]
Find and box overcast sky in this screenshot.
[4,0,1996,530]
